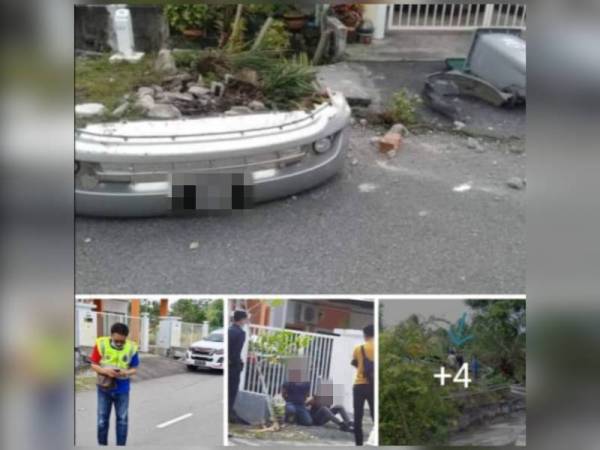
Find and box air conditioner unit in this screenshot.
[301,304,319,324]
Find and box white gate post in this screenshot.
[140,312,149,352]
[202,321,209,337]
[239,322,250,390]
[482,4,495,27]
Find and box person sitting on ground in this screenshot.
[307,378,353,432]
[307,395,353,431]
[281,358,312,426]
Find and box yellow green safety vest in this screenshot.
[96,336,138,370]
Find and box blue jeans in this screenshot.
[97,389,129,446]
[285,403,313,426]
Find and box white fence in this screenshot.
[242,325,336,398]
[75,306,210,355]
[387,3,526,31]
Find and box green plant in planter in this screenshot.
[164,4,217,34]
[261,54,316,108]
[255,20,291,54]
[251,329,313,364]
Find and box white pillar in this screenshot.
[114,8,135,57]
[140,312,149,352]
[202,321,210,337]
[108,5,144,62]
[239,322,250,390]
[75,302,96,348]
[364,4,388,40]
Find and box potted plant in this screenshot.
[164,4,216,40]
[332,4,364,42]
[281,5,308,32]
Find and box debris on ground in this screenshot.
[454,120,466,130]
[506,177,526,190]
[467,136,484,152]
[389,122,410,137]
[378,132,402,153]
[453,182,473,193]
[189,241,200,250]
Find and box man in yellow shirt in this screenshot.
[351,324,374,446]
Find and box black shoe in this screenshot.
[339,422,353,432]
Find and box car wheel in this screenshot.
[186,365,196,371]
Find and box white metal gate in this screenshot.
[387,3,527,31]
[242,325,336,398]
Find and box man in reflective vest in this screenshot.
[89,322,139,446]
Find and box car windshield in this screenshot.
[204,332,223,342]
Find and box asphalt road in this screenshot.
[76,124,525,294]
[75,371,223,446]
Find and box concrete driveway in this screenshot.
[75,371,223,446]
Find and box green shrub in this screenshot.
[164,4,218,33]
[257,20,291,54]
[261,54,315,108]
[387,88,422,125]
[379,323,459,445]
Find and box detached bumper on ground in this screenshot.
[75,91,351,217]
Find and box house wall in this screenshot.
[284,300,373,333]
[329,328,366,412]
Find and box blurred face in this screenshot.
[287,358,308,382]
[110,333,127,349]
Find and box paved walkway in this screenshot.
[345,30,473,62]
[317,60,526,139]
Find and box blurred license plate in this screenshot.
[169,173,253,211]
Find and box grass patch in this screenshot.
[75,53,161,122]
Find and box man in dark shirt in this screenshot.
[281,358,313,426]
[228,310,247,423]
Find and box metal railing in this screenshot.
[242,325,336,398]
[387,3,526,30]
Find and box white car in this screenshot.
[184,328,224,371]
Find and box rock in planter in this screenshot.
[211,81,225,97]
[506,177,526,190]
[136,94,155,111]
[389,123,410,137]
[163,92,195,102]
[75,103,107,118]
[378,133,402,153]
[248,100,267,112]
[146,104,182,119]
[112,102,129,117]
[137,86,155,98]
[225,106,253,116]
[153,49,177,75]
[188,86,211,97]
